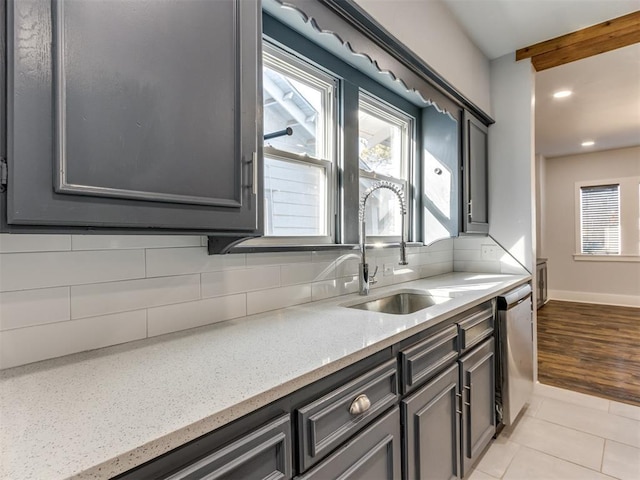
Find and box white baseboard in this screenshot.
[548,289,640,308]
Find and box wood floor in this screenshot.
[537,300,640,406]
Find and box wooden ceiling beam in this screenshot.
[516,10,640,71]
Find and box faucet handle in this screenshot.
[369,265,379,285]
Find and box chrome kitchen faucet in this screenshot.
[358,181,408,295]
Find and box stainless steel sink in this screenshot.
[346,291,452,315]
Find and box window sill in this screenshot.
[573,254,640,263]
[230,242,424,254]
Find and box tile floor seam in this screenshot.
[534,399,640,449]
[498,443,519,479]
[509,445,620,480]
[507,432,610,475]
[600,439,607,474]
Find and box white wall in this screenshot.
[354,0,491,114]
[488,54,536,273]
[535,154,546,257]
[543,146,640,306]
[488,54,536,382]
[0,235,454,369]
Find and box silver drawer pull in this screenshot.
[349,394,371,415]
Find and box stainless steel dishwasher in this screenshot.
[496,283,533,426]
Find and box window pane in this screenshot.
[263,65,328,159]
[580,184,620,254]
[359,103,406,179]
[264,157,327,236]
[360,177,404,236]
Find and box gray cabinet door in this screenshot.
[402,363,460,480]
[459,338,495,477]
[422,105,460,243]
[297,360,399,472]
[7,0,261,233]
[462,110,489,234]
[165,415,292,480]
[298,407,401,480]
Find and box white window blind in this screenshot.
[580,184,620,254]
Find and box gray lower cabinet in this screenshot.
[401,304,496,480]
[6,0,261,241]
[402,363,461,480]
[462,110,489,234]
[459,338,496,477]
[165,415,292,480]
[297,359,399,472]
[116,303,499,480]
[297,407,402,480]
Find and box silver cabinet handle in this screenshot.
[252,152,258,195]
[349,394,371,415]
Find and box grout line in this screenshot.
[67,286,72,321]
[500,442,520,479]
[520,400,640,448]
[511,443,613,476]
[600,439,607,473]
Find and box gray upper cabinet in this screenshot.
[462,110,489,234]
[6,0,261,239]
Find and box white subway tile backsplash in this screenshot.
[247,285,312,315]
[0,310,147,369]
[429,249,454,263]
[71,275,200,319]
[454,260,501,273]
[281,262,335,286]
[421,262,454,278]
[201,267,280,298]
[146,248,245,277]
[311,276,359,301]
[407,252,430,266]
[427,238,454,252]
[0,234,71,253]
[147,294,246,337]
[373,265,421,288]
[454,249,482,262]
[0,287,70,331]
[335,253,361,278]
[245,251,312,267]
[0,230,460,368]
[311,250,343,263]
[72,235,203,250]
[0,250,145,292]
[454,236,492,250]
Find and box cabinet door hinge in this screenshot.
[0,157,7,191]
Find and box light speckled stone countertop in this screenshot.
[0,272,529,479]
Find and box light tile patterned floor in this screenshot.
[468,384,640,480]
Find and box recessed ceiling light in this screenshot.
[553,90,572,99]
[581,141,595,147]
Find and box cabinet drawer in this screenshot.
[165,415,292,480]
[400,324,458,394]
[297,407,401,480]
[458,305,494,352]
[297,359,399,472]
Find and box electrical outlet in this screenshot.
[383,263,394,276]
[481,244,497,260]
